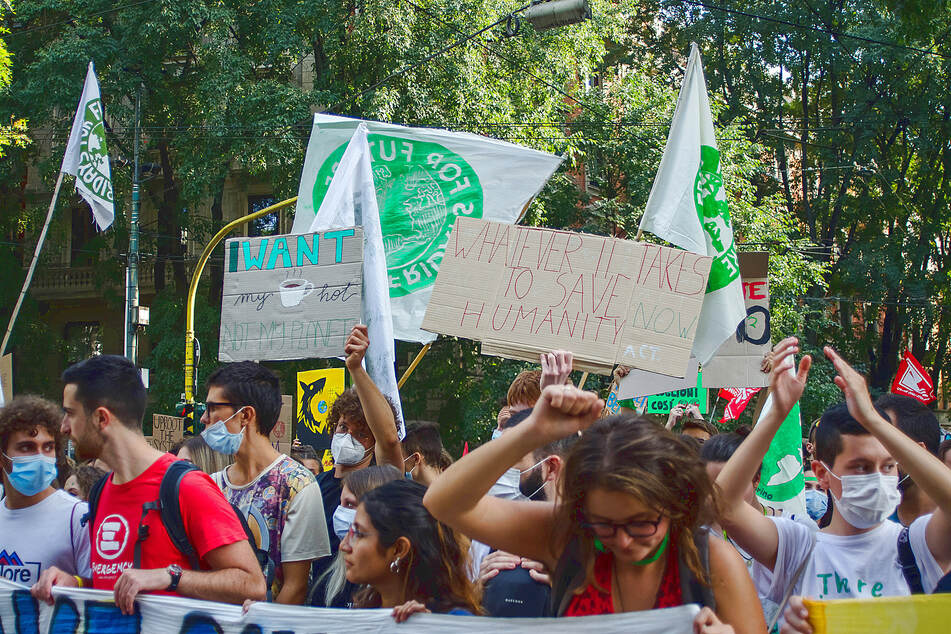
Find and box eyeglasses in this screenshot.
[205,401,237,413]
[581,516,664,539]
[346,525,372,541]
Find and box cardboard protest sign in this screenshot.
[643,371,708,415]
[218,228,363,362]
[150,414,184,452]
[0,354,11,406]
[422,218,712,377]
[269,395,293,450]
[0,577,702,633]
[701,252,770,388]
[296,368,346,460]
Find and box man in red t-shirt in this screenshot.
[32,355,266,614]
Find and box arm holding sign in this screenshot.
[716,337,811,572]
[344,324,402,469]
[424,385,603,569]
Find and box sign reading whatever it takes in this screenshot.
[219,228,363,362]
[422,218,712,377]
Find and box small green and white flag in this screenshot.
[61,61,114,231]
[639,44,745,364]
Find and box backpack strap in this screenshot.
[898,526,924,594]
[679,530,716,610]
[156,460,203,570]
[81,473,110,530]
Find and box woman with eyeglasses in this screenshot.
[424,385,763,633]
[340,479,481,621]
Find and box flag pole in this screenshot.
[398,343,431,389]
[1,172,66,357]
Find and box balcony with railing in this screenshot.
[28,260,183,300]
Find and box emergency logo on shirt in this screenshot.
[0,549,41,584]
[95,514,130,560]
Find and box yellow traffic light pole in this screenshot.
[184,196,298,405]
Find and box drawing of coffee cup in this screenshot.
[279,278,315,308]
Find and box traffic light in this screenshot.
[175,400,206,435]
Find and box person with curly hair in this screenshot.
[312,325,403,592]
[0,395,91,586]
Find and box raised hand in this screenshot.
[768,337,812,417]
[528,384,603,445]
[666,403,686,430]
[344,324,369,371]
[540,350,573,390]
[823,346,877,424]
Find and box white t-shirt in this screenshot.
[767,514,943,603]
[0,489,91,585]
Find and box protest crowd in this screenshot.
[0,326,946,633]
[2,19,951,634]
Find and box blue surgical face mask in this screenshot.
[201,406,247,455]
[3,452,58,496]
[333,505,356,540]
[805,489,828,521]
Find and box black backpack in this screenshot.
[897,526,951,594]
[84,460,271,580]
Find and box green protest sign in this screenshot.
[643,371,708,415]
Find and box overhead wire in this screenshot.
[681,0,951,59]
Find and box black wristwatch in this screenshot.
[166,564,183,591]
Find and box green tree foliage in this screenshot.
[2,0,826,448]
[630,1,951,421]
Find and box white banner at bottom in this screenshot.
[1,578,700,633]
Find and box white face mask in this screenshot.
[332,505,357,540]
[487,467,525,501]
[821,462,901,529]
[331,433,370,466]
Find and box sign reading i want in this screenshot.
[218,228,364,362]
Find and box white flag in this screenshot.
[639,44,745,364]
[293,114,563,343]
[307,124,404,436]
[61,61,114,231]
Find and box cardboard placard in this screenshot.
[422,218,712,377]
[702,252,770,388]
[0,354,11,405]
[269,395,294,450]
[218,228,364,362]
[150,414,184,452]
[296,368,346,458]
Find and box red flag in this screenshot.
[718,387,761,422]
[462,441,469,456]
[891,351,936,404]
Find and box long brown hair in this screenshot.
[556,414,716,589]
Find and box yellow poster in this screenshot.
[296,368,346,470]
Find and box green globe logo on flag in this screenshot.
[693,145,739,292]
[312,134,483,297]
[77,98,113,205]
